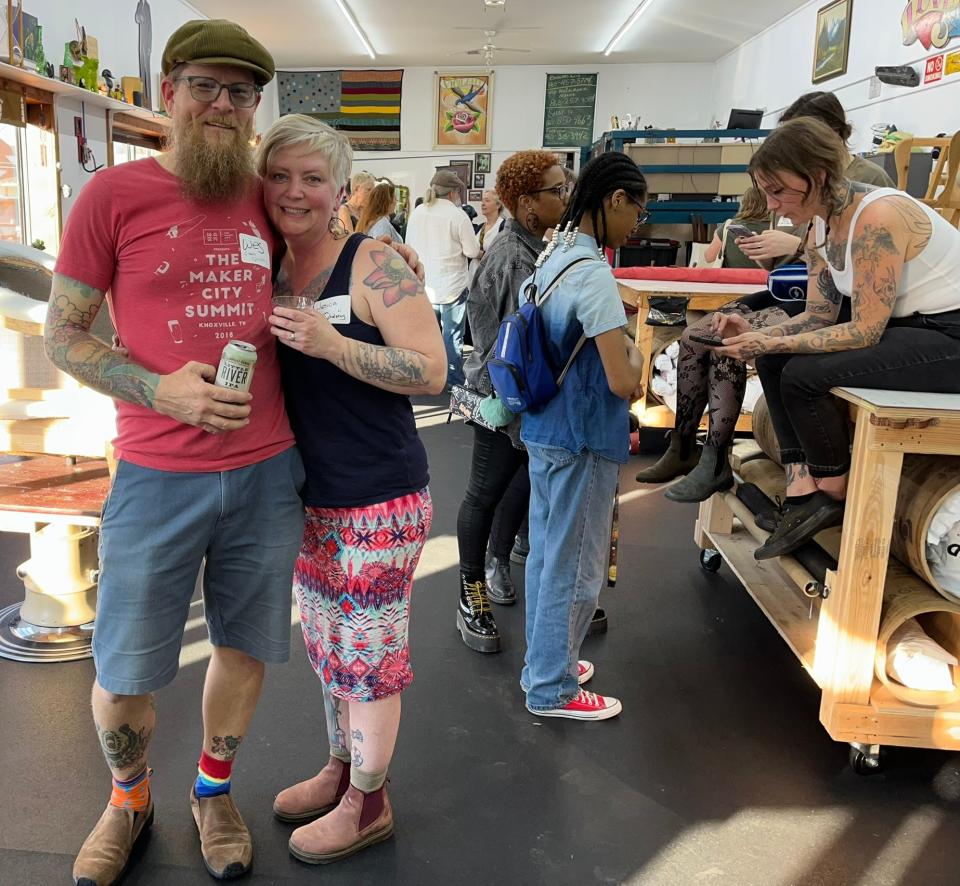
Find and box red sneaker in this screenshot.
[577,660,594,685]
[528,688,622,721]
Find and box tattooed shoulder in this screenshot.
[362,247,423,308]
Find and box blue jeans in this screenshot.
[522,444,619,710]
[434,289,467,387]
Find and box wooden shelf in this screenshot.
[703,523,820,677]
[0,60,169,130]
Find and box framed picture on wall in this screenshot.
[812,0,853,84]
[434,72,493,150]
[468,189,483,202]
[448,160,472,204]
[473,173,485,189]
[475,152,491,174]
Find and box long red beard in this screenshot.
[167,114,256,204]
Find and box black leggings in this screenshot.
[756,325,960,477]
[457,424,529,575]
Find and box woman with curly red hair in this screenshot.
[455,150,569,653]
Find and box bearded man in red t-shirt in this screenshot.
[47,20,302,886]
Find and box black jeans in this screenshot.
[756,325,960,477]
[457,424,530,575]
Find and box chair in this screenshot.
[894,131,960,228]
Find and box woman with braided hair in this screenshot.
[455,150,569,653]
[520,151,645,721]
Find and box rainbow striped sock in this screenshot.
[194,750,232,798]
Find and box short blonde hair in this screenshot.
[482,189,502,209]
[350,170,376,193]
[255,114,353,191]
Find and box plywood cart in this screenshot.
[695,387,960,771]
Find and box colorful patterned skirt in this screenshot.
[293,488,432,702]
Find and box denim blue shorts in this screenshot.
[93,447,305,695]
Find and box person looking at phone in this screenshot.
[701,187,792,269]
[734,91,893,266]
[636,90,893,502]
[714,116,960,559]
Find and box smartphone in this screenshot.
[727,223,757,240]
[688,332,725,347]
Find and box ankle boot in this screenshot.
[635,431,701,483]
[456,572,501,653]
[664,443,733,503]
[510,532,529,565]
[485,555,516,606]
[273,756,351,823]
[288,783,394,865]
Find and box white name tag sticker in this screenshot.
[239,233,270,269]
[317,294,351,325]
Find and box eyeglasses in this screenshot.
[626,195,649,231]
[528,182,571,200]
[174,76,262,108]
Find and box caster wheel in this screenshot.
[849,744,882,775]
[699,549,722,573]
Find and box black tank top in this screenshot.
[279,234,429,507]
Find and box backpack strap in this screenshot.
[533,256,596,387]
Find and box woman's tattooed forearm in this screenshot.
[339,340,429,389]
[44,276,159,407]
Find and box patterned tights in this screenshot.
[674,303,789,447]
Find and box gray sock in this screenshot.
[350,767,387,793]
[330,748,351,764]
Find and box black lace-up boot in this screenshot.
[456,572,501,653]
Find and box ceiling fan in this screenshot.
[447,30,531,65]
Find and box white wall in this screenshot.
[33,0,205,223]
[711,0,960,153]
[263,62,714,209]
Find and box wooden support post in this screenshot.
[817,405,904,732]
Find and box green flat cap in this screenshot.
[162,19,275,86]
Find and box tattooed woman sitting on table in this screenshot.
[713,117,960,560]
[258,114,445,864]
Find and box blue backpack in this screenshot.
[487,257,591,413]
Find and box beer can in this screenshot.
[215,341,257,392]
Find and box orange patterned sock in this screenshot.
[109,767,151,811]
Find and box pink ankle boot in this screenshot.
[273,757,350,823]
[288,783,394,864]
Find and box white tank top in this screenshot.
[814,188,960,317]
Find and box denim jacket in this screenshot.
[462,220,544,447]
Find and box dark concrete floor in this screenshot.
[2,396,960,886]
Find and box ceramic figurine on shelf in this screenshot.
[34,26,46,73]
[102,69,115,94]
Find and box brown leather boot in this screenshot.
[72,800,154,886]
[189,788,253,880]
[273,756,351,823]
[288,783,394,864]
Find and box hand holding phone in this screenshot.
[688,332,725,347]
[727,223,757,240]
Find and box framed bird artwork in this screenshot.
[434,72,493,149]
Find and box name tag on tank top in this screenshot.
[317,294,351,325]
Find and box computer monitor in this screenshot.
[726,108,764,130]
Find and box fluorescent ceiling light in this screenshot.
[334,0,376,59]
[603,0,656,56]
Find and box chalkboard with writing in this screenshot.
[542,73,597,148]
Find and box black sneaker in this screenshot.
[754,492,845,560]
[755,496,789,533]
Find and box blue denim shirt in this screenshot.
[520,233,629,463]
